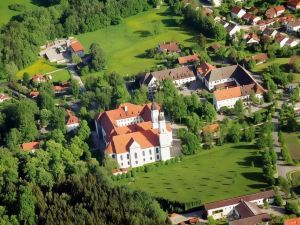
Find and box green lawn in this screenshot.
[76,6,196,76]
[17,59,69,81]
[283,132,300,160]
[252,57,300,83]
[117,143,268,204]
[0,0,37,26]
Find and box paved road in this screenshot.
[272,99,300,179]
[67,64,85,92]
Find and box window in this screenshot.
[127,154,129,159]
[134,153,137,159]
[212,209,223,215]
[112,154,115,159]
[142,151,145,156]
[150,157,152,160]
[149,149,152,155]
[143,158,145,162]
[157,155,159,160]
[156,148,159,154]
[120,155,123,160]
[121,163,123,166]
[128,162,130,165]
[135,161,138,165]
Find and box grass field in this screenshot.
[283,132,300,160]
[17,59,70,82]
[76,6,196,76]
[0,0,37,26]
[118,143,268,204]
[252,58,300,82]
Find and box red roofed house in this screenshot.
[178,54,200,65]
[53,82,70,94]
[287,0,300,10]
[158,42,181,53]
[31,74,49,83]
[66,110,80,132]
[0,93,11,103]
[21,142,40,152]
[231,6,246,19]
[29,91,40,98]
[284,217,300,225]
[70,40,85,57]
[197,62,216,82]
[95,102,172,168]
[204,190,275,220]
[266,5,285,19]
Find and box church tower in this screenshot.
[151,102,159,129]
[158,111,171,161]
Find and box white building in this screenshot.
[286,20,300,32]
[139,65,196,98]
[66,110,80,133]
[275,34,290,48]
[95,103,172,168]
[204,190,275,220]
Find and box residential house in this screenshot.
[70,40,85,57]
[139,66,196,98]
[287,0,300,11]
[250,53,269,65]
[66,110,80,133]
[266,5,285,18]
[178,54,200,65]
[158,42,181,53]
[202,123,220,138]
[275,33,289,47]
[0,93,10,103]
[53,82,70,94]
[112,168,128,176]
[197,62,216,82]
[95,102,172,168]
[21,142,40,152]
[204,190,275,220]
[242,13,261,25]
[231,6,246,19]
[243,33,260,45]
[278,14,295,25]
[31,74,52,83]
[226,23,240,37]
[29,91,40,98]
[228,200,271,225]
[213,83,265,110]
[262,28,278,38]
[286,20,300,32]
[284,217,300,225]
[286,38,300,47]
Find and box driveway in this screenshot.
[272,99,300,179]
[67,64,85,92]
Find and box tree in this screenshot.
[40,109,52,127]
[197,33,207,50]
[132,85,148,104]
[285,201,300,215]
[77,120,91,141]
[23,73,31,86]
[187,113,202,134]
[18,185,37,225]
[70,79,80,98]
[48,129,65,143]
[50,108,66,132]
[5,63,18,81]
[178,129,200,155]
[234,99,244,117]
[71,53,82,64]
[89,43,106,71]
[201,102,217,122]
[37,92,54,111]
[6,128,22,150]
[244,126,255,142]
[227,123,241,143]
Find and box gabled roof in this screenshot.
[252,53,268,62]
[214,86,242,101]
[70,41,84,52]
[275,5,285,12]
[21,142,40,151]
[197,62,216,77]
[29,91,40,98]
[284,217,300,225]
[141,66,196,85]
[66,110,80,125]
[230,213,271,225]
[178,54,200,65]
[287,19,300,27]
[204,190,275,210]
[287,0,300,7]
[231,6,243,14]
[158,42,180,53]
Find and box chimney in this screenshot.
[124,105,128,112]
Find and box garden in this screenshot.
[117,143,268,205]
[283,132,300,161]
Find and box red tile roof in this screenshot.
[29,91,40,98]
[284,217,300,225]
[66,110,80,125]
[288,0,300,8]
[231,6,243,14]
[214,86,242,101]
[159,42,180,53]
[0,93,10,101]
[252,53,268,62]
[70,41,84,53]
[197,62,215,77]
[21,142,40,151]
[178,54,200,65]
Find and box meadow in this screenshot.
[76,6,197,76]
[0,0,37,26]
[118,143,268,204]
[283,132,300,160]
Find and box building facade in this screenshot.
[95,103,172,168]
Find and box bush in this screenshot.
[8,4,26,12]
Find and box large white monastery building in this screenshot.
[95,102,172,168]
